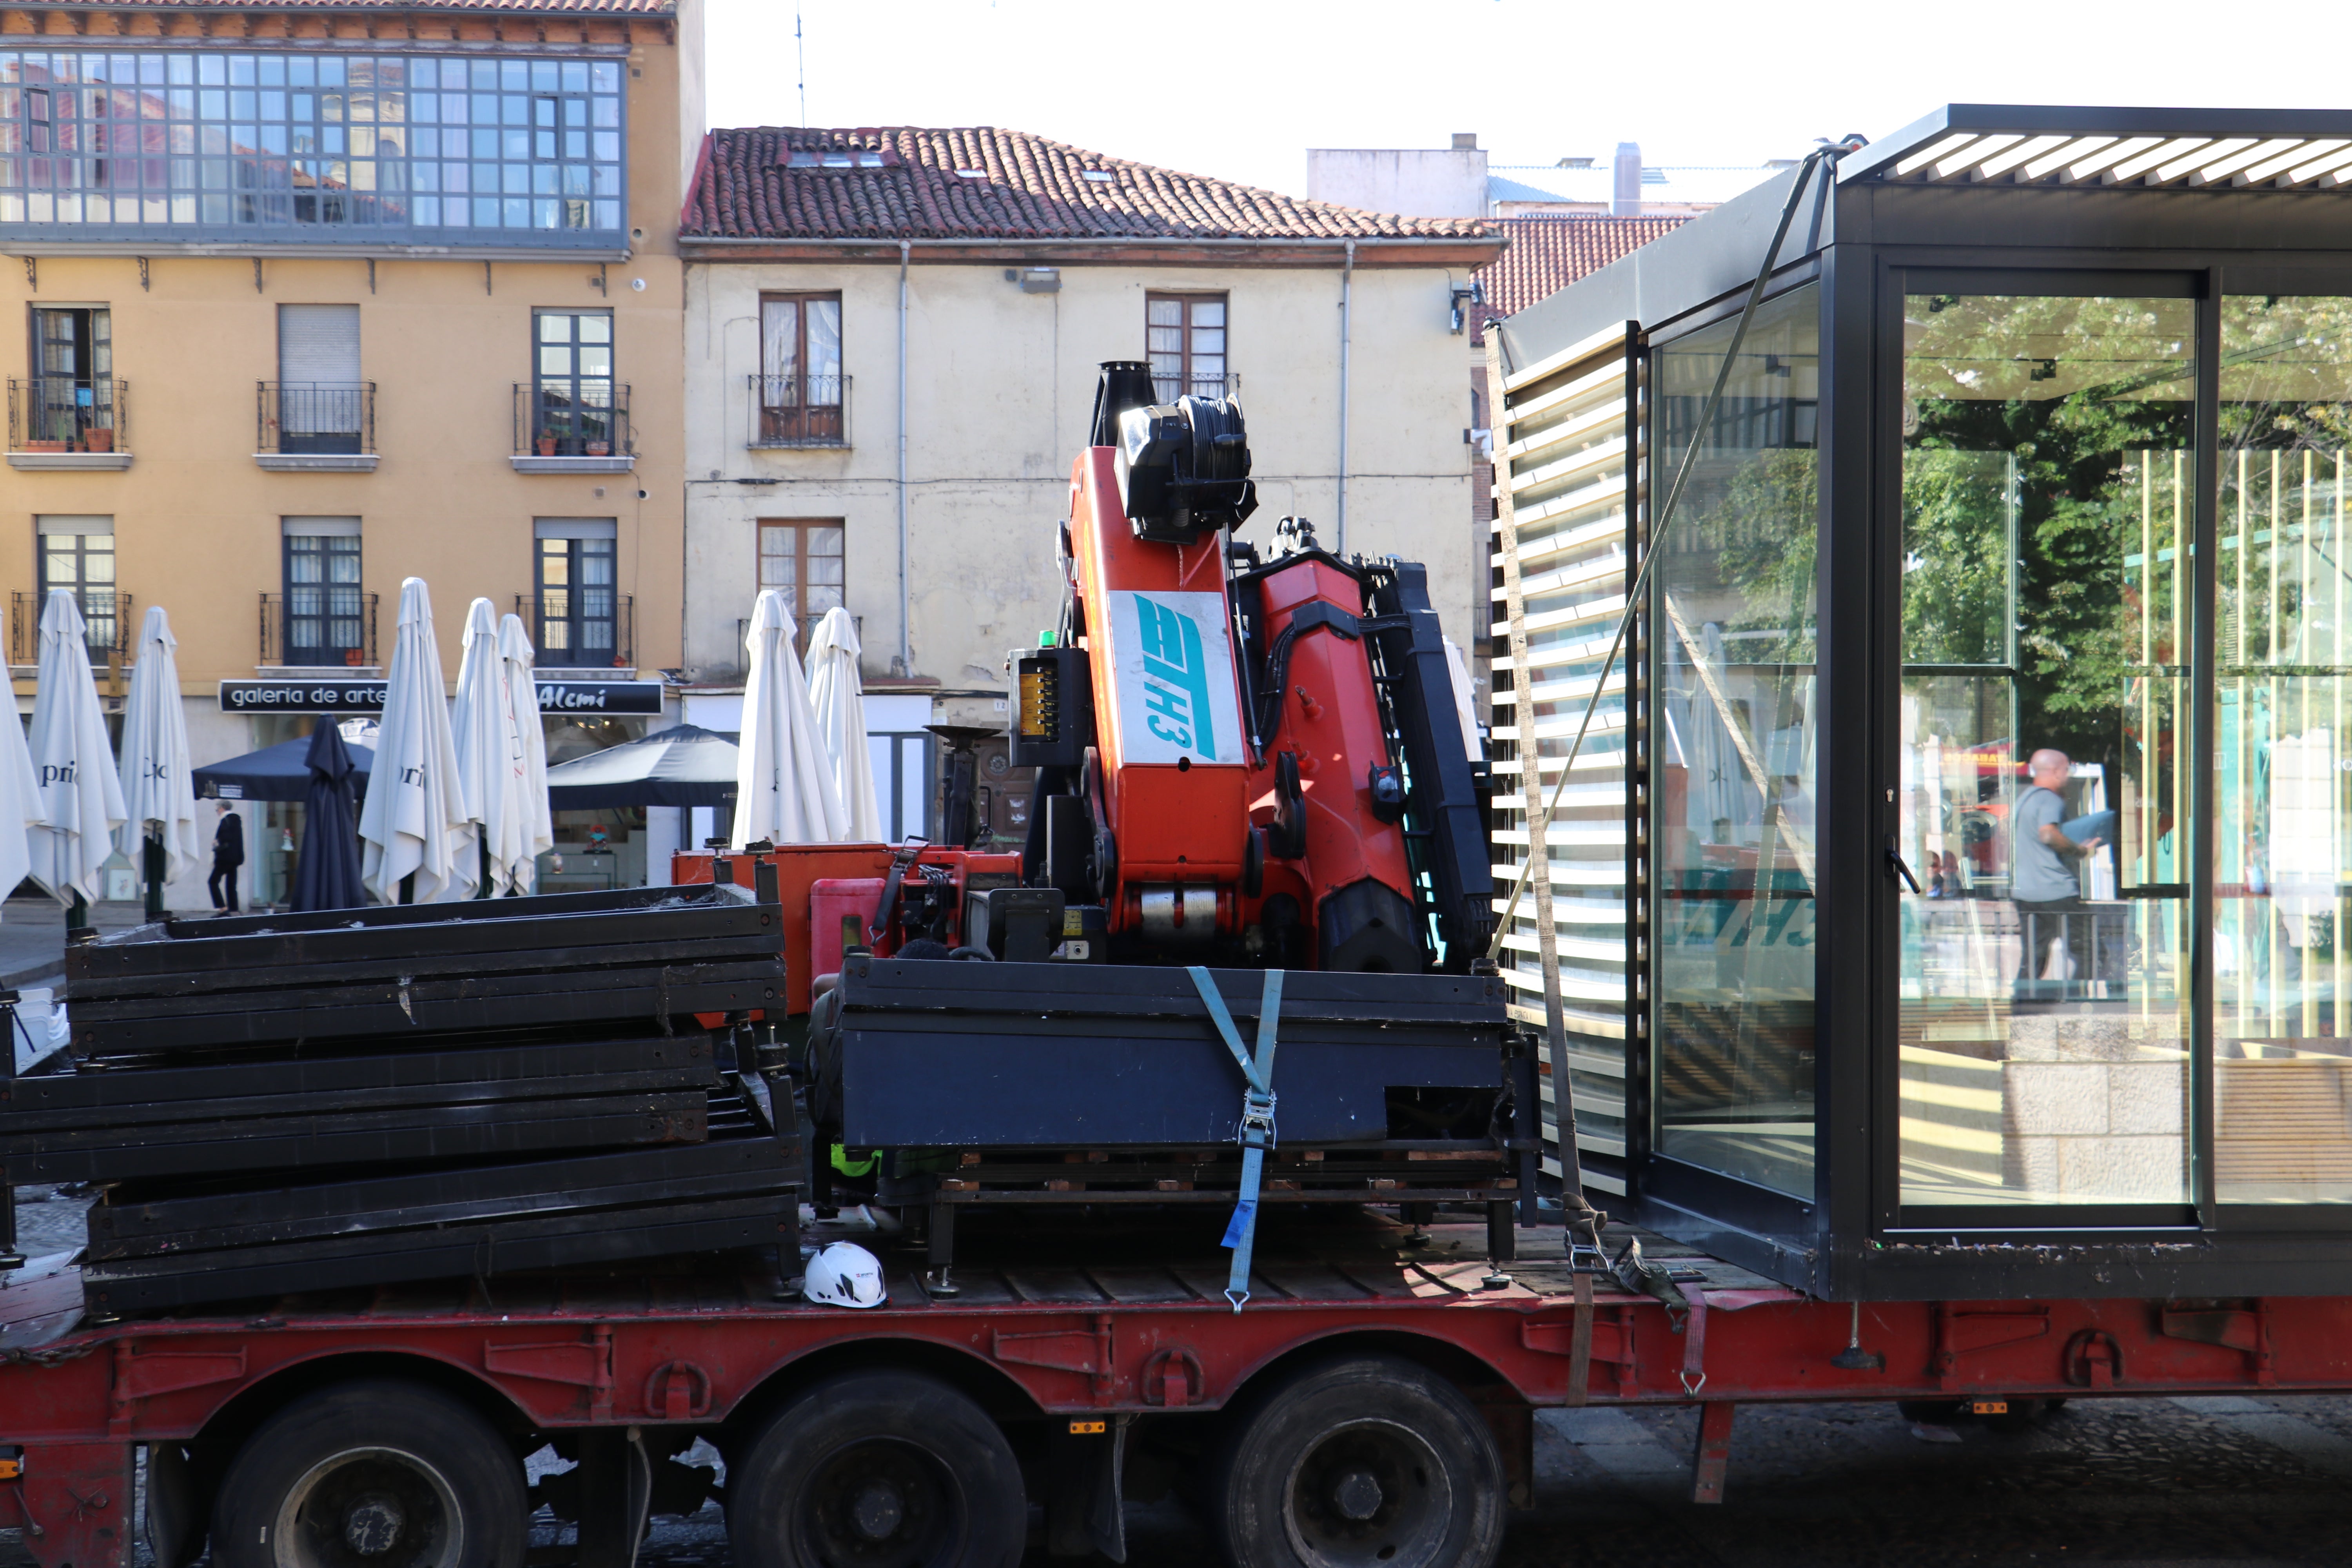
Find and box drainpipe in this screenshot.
[896,239,911,677]
[1337,238,1354,555]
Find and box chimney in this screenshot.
[1612,142,1642,216]
[1451,132,1478,151]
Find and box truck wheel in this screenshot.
[211,1380,526,1568]
[1208,1354,1504,1568]
[726,1368,1025,1568]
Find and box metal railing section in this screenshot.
[258,382,376,456]
[748,373,851,448]
[260,590,379,667]
[7,377,127,453]
[513,383,632,458]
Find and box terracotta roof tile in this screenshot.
[0,1,672,11]
[684,126,1496,243]
[1471,215,1688,342]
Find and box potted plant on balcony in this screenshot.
[82,428,113,454]
[25,439,66,453]
[536,429,559,457]
[586,438,610,457]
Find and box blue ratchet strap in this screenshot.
[1187,966,1283,1312]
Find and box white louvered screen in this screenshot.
[1487,323,1639,1199]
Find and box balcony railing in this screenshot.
[513,383,632,458]
[748,373,850,448]
[261,590,379,668]
[258,382,376,456]
[735,611,861,674]
[1147,371,1241,405]
[7,377,127,453]
[11,590,132,667]
[517,592,633,670]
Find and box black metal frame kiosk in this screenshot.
[1488,106,2352,1300]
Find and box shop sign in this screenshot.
[220,679,664,715]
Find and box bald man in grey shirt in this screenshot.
[2014,748,2102,993]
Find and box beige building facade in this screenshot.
[676,128,1503,840]
[0,0,694,906]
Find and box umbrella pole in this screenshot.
[65,890,89,939]
[477,837,492,899]
[398,872,415,906]
[143,824,165,921]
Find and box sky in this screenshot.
[702,0,2352,199]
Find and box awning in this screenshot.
[195,736,377,804]
[544,723,739,809]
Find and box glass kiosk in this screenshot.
[1488,105,2352,1298]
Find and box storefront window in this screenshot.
[2214,295,2352,1204]
[1895,290,2195,1212]
[1651,283,1820,1198]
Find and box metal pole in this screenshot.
[896,238,911,678]
[1337,238,1354,556]
[143,822,164,921]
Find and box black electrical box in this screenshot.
[965,886,1067,963]
[1008,645,1092,770]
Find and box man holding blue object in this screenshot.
[2013,748,2104,996]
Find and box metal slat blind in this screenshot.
[1487,324,1639,1198]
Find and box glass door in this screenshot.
[1893,283,2198,1222]
[2214,292,2352,1210]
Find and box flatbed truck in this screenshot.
[7,1210,2352,1568]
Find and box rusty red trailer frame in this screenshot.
[7,1229,2352,1568]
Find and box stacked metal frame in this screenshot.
[1485,324,1640,1200]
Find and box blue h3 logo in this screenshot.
[1138,596,1216,759]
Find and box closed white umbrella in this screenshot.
[452,597,524,897]
[733,588,846,848]
[805,605,883,841]
[360,578,472,903]
[28,589,127,909]
[500,613,554,893]
[117,605,202,906]
[0,661,44,917]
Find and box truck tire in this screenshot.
[1208,1354,1504,1568]
[211,1379,526,1568]
[725,1368,1025,1568]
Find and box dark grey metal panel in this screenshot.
[1849,181,2352,253]
[1494,163,1831,368]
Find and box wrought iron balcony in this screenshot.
[512,383,632,468]
[261,590,379,668]
[6,378,129,466]
[258,382,377,469]
[517,591,634,670]
[11,590,132,668]
[748,373,850,448]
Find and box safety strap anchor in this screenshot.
[1189,967,1283,1313]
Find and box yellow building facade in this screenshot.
[0,0,694,906]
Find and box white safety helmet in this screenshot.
[802,1242,887,1308]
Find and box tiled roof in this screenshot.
[1472,215,1687,342]
[0,1,673,10]
[683,127,1497,244]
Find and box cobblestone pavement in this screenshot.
[9,1177,2352,1566]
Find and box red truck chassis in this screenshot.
[7,1221,2351,1568]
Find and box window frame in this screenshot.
[0,48,626,243]
[34,516,117,664]
[756,518,846,646]
[530,307,615,457]
[281,528,363,666]
[534,526,617,669]
[756,292,844,445]
[1145,291,1230,403]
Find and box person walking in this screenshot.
[2012,748,2102,996]
[208,801,245,915]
